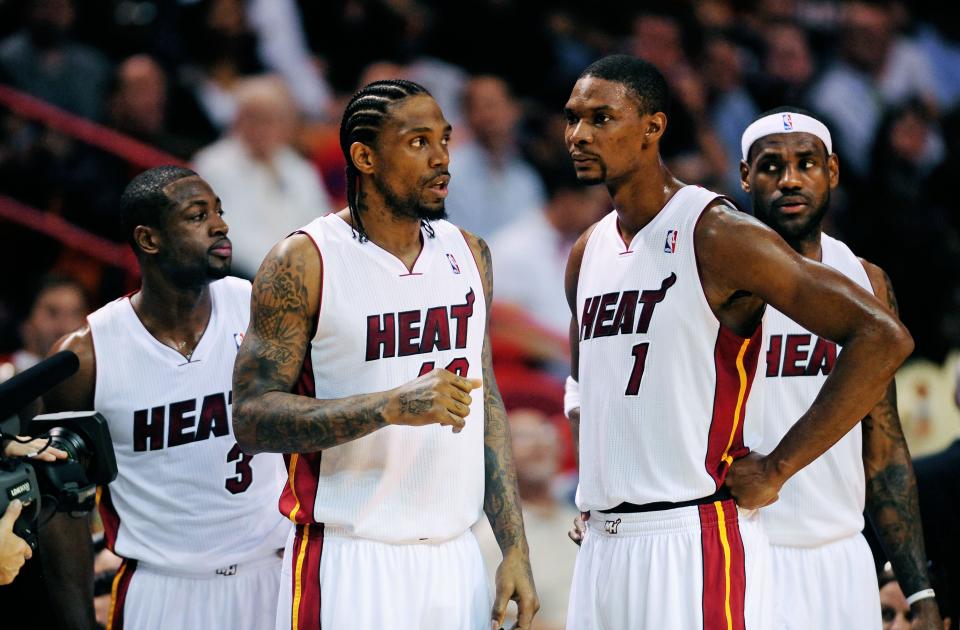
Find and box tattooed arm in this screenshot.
[860,261,942,627]
[462,230,539,630]
[232,234,480,455]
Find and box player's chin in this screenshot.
[206,259,231,280]
[417,201,448,222]
[573,168,604,186]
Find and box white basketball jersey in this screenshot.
[89,277,290,571]
[758,234,873,547]
[280,215,486,543]
[575,186,765,511]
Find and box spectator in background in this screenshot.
[878,563,952,629]
[446,75,545,238]
[701,32,759,203]
[809,0,938,178]
[193,75,332,278]
[0,274,88,379]
[752,22,816,112]
[628,9,728,190]
[477,409,579,630]
[913,371,960,623]
[0,0,111,121]
[490,163,608,339]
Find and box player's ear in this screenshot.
[644,112,667,145]
[827,152,840,190]
[739,160,751,193]
[350,142,376,176]
[134,225,161,256]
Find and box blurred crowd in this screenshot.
[2,0,960,627]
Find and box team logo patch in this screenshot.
[663,229,678,253]
[234,332,245,349]
[604,518,621,535]
[782,113,794,130]
[446,253,461,274]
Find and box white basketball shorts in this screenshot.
[770,533,881,629]
[276,523,491,630]
[566,499,772,630]
[107,553,282,630]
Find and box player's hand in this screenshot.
[491,547,539,630]
[910,597,944,630]
[724,452,782,509]
[384,368,481,432]
[568,511,589,546]
[2,435,68,462]
[0,500,32,585]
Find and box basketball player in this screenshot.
[40,166,291,630]
[231,80,538,630]
[561,55,912,629]
[740,108,942,628]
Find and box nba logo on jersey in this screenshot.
[782,113,794,130]
[233,332,244,349]
[446,253,461,274]
[664,230,678,253]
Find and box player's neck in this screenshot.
[133,272,213,337]
[788,230,823,262]
[609,161,684,240]
[340,204,424,271]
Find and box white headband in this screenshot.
[740,112,832,161]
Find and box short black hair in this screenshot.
[339,79,431,242]
[746,106,828,162]
[579,54,670,117]
[119,165,197,253]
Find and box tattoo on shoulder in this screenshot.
[476,237,494,305]
[248,252,311,384]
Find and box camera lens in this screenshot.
[46,427,89,467]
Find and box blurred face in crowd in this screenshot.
[702,37,743,93]
[113,56,167,136]
[842,1,893,74]
[361,95,451,221]
[148,176,232,284]
[233,78,298,162]
[27,0,74,48]
[879,580,912,630]
[509,410,560,488]
[629,13,684,71]
[765,24,813,87]
[741,131,838,245]
[564,77,662,186]
[20,283,87,356]
[463,76,519,154]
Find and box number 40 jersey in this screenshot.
[89,277,290,572]
[575,186,765,512]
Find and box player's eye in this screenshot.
[594,114,611,125]
[411,137,425,148]
[564,111,578,125]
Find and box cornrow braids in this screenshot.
[339,79,436,242]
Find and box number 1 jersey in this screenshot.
[281,215,486,544]
[89,277,290,571]
[575,186,765,511]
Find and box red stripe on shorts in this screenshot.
[699,500,746,630]
[290,522,324,630]
[107,558,137,630]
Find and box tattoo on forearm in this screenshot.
[476,237,529,558]
[864,381,931,597]
[233,249,387,452]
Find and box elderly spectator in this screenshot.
[446,75,546,238]
[193,75,332,278]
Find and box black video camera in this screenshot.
[0,412,118,549]
[0,352,118,549]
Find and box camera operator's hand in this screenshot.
[0,500,32,585]
[2,435,68,462]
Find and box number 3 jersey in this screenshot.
[88,277,290,571]
[281,215,487,544]
[575,186,765,512]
